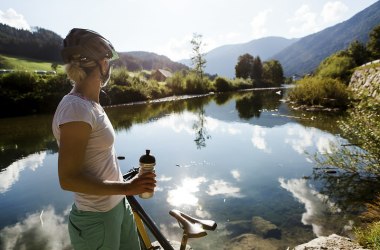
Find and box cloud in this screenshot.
[284,125,337,155]
[0,8,30,30]
[206,180,243,198]
[288,4,319,36]
[155,34,193,61]
[167,177,207,207]
[231,170,240,181]
[279,178,340,236]
[0,152,46,193]
[321,1,349,23]
[251,126,271,153]
[250,9,272,39]
[0,206,71,250]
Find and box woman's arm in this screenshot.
[58,121,156,196]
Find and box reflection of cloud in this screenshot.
[167,177,207,207]
[206,180,243,198]
[231,170,240,181]
[158,112,244,136]
[158,175,172,182]
[0,152,46,193]
[0,206,71,250]
[285,126,336,155]
[279,178,340,236]
[251,126,271,153]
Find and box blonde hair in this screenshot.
[64,56,97,85]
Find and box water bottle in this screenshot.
[138,149,156,199]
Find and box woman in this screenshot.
[52,28,156,250]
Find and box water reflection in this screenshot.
[167,177,207,207]
[285,125,338,155]
[279,178,341,237]
[0,206,71,250]
[206,179,243,198]
[0,89,367,249]
[0,152,46,193]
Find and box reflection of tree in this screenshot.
[311,169,380,214]
[193,107,211,149]
[0,115,57,171]
[311,106,380,214]
[235,93,263,119]
[235,90,283,120]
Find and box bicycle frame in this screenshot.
[126,195,174,250]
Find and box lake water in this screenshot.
[0,89,370,249]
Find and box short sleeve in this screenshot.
[56,101,95,129]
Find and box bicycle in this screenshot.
[123,167,217,250]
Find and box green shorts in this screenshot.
[68,198,141,250]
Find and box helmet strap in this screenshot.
[97,61,111,88]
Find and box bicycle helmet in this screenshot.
[61,28,119,64]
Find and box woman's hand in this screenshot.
[124,172,157,196]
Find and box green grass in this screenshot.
[0,54,64,73]
[355,221,380,249]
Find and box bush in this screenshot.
[316,53,356,83]
[166,71,186,95]
[355,221,380,249]
[184,72,212,94]
[111,67,131,86]
[214,77,231,92]
[288,76,350,108]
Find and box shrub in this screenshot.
[214,77,231,92]
[288,76,350,108]
[166,71,186,95]
[355,221,380,249]
[111,67,131,86]
[316,53,355,83]
[184,72,212,94]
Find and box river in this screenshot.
[0,89,371,249]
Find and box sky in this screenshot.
[0,0,378,61]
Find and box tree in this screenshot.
[252,56,263,81]
[190,33,207,80]
[367,24,380,60]
[347,40,370,66]
[262,60,284,85]
[235,53,254,79]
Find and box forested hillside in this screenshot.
[0,24,187,72]
[273,0,380,76]
[117,51,188,72]
[0,24,62,62]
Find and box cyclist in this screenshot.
[52,28,156,250]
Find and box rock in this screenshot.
[252,216,282,239]
[224,233,279,250]
[294,234,369,250]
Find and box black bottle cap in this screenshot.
[139,149,155,164]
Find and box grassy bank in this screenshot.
[0,54,64,73]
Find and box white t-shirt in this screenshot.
[52,94,124,212]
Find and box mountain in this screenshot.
[117,51,188,72]
[0,24,187,73]
[180,37,298,78]
[273,0,380,76]
[0,24,62,62]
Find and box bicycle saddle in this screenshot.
[169,209,217,238]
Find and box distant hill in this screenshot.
[117,51,188,72]
[273,0,380,76]
[180,37,297,78]
[0,24,62,62]
[0,24,187,73]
